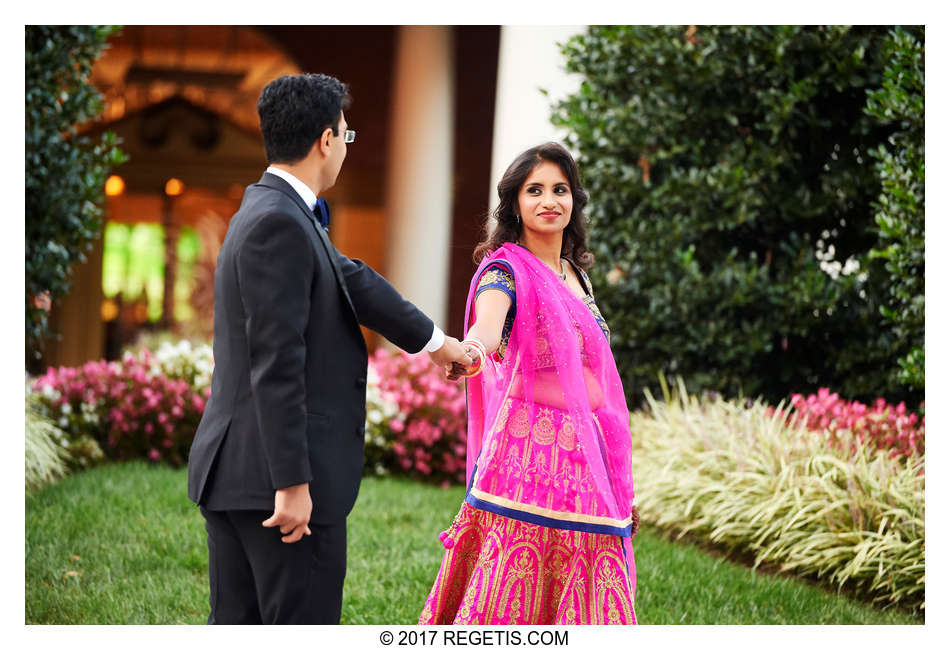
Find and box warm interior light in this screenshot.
[100,298,119,321]
[165,178,185,196]
[133,303,149,323]
[105,175,125,197]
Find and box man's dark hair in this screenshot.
[257,73,351,164]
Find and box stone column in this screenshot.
[383,26,455,331]
[488,26,585,212]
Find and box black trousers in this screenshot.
[200,507,347,624]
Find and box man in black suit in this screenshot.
[186,73,471,625]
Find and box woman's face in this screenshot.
[517,161,573,238]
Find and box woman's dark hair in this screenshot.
[473,142,593,271]
[257,73,351,164]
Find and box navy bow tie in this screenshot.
[313,198,331,232]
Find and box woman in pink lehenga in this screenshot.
[419,143,640,625]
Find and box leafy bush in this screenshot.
[366,349,467,484]
[865,27,925,391]
[630,378,924,611]
[26,26,127,355]
[785,388,924,459]
[30,349,209,466]
[552,26,913,406]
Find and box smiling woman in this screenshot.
[420,143,639,625]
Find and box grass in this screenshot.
[26,462,922,625]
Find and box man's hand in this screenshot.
[428,336,474,377]
[445,340,483,381]
[262,482,312,543]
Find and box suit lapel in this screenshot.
[257,173,357,318]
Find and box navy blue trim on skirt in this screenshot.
[464,491,632,537]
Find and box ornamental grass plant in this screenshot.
[25,387,70,491]
[630,378,924,611]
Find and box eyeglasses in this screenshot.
[343,130,356,143]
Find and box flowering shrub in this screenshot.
[28,341,468,482]
[632,378,925,610]
[783,388,924,458]
[366,349,467,484]
[363,361,401,477]
[30,348,210,466]
[151,339,214,394]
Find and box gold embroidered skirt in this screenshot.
[419,503,637,625]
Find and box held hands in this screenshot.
[262,482,312,543]
[446,339,485,381]
[428,335,476,381]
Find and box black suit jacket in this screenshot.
[187,172,433,522]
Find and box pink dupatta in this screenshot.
[463,243,636,545]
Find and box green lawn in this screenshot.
[25,462,922,624]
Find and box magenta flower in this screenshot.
[785,388,924,459]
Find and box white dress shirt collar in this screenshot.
[265,165,317,212]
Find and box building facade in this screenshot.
[39,25,583,368]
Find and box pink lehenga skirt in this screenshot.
[419,503,636,625]
[419,396,637,625]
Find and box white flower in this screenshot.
[842,256,860,276]
[60,403,72,415]
[368,410,383,425]
[819,260,841,279]
[58,417,68,427]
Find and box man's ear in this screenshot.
[315,127,334,157]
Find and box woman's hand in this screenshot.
[445,343,479,381]
[631,504,640,539]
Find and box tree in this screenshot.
[26,25,127,358]
[865,27,924,392]
[552,26,917,407]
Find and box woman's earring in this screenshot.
[515,212,521,224]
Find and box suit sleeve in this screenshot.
[334,250,435,354]
[235,212,314,490]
